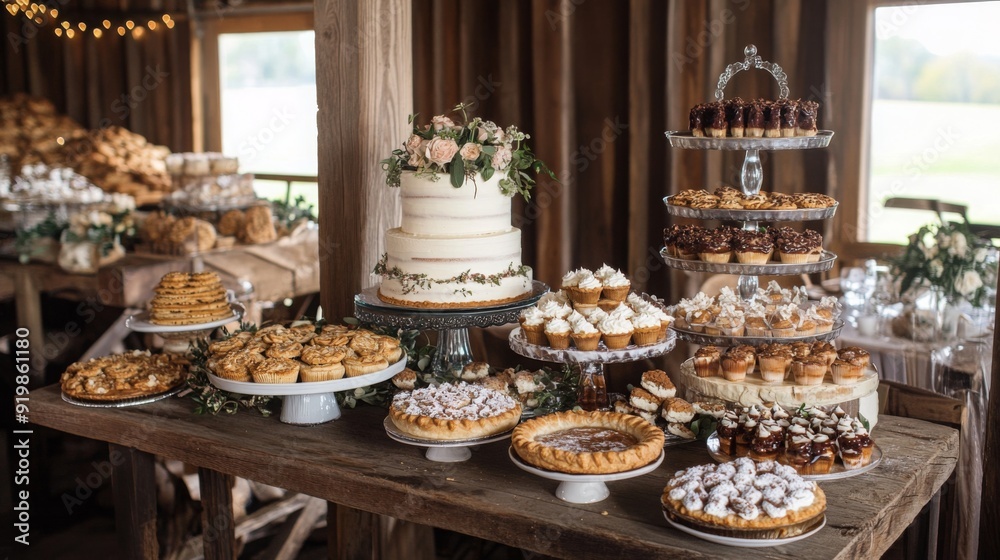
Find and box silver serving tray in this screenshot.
[706,431,883,481]
[670,321,844,346]
[659,249,836,275]
[663,199,838,221]
[664,130,833,151]
[61,384,185,408]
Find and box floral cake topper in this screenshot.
[381,103,555,200]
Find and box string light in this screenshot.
[1,3,176,40]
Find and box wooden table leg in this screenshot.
[198,467,237,560]
[110,444,158,559]
[330,503,379,560]
[12,267,46,385]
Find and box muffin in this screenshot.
[791,356,827,386]
[733,230,774,264]
[721,353,749,382]
[830,356,864,385]
[693,346,722,378]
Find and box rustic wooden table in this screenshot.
[31,384,958,559]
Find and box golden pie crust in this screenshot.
[389,382,522,441]
[511,411,664,474]
[61,351,187,401]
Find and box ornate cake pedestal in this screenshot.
[354,282,548,375]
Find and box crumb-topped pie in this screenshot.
[389,382,522,441]
[60,350,188,401]
[511,410,664,474]
[662,457,826,539]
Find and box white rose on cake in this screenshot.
[950,232,968,258]
[425,137,460,166]
[405,134,423,154]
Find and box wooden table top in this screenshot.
[31,384,959,559]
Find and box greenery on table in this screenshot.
[270,195,317,230]
[15,212,67,263]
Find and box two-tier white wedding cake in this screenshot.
[375,171,533,308]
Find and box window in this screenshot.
[866,2,1000,243]
[199,12,317,210]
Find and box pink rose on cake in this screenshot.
[405,134,423,154]
[425,137,460,166]
[430,115,455,130]
[459,143,482,161]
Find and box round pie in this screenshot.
[60,351,187,401]
[511,410,664,474]
[389,382,522,441]
[661,458,827,539]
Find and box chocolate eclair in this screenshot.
[706,101,727,138]
[779,99,798,138]
[690,104,706,137]
[746,100,766,137]
[796,99,819,136]
[763,100,782,138]
[725,97,746,137]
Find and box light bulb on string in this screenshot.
[165,19,174,29]
[60,21,69,29]
[93,28,101,38]
[77,22,85,31]
[132,26,144,39]
[49,8,56,17]
[125,20,134,30]
[117,26,125,36]
[102,19,110,29]
[65,28,74,39]
[147,20,156,30]
[53,27,62,37]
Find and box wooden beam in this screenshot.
[628,0,652,292]
[110,444,159,560]
[257,497,326,560]
[980,269,1000,557]
[315,0,412,321]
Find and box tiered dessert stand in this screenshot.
[354,282,548,375]
[662,44,841,347]
[662,45,881,480]
[125,302,245,355]
[508,326,676,411]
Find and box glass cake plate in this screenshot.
[659,250,837,275]
[664,130,834,151]
[663,198,838,222]
[669,320,844,346]
[705,432,883,481]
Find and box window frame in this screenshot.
[192,10,314,154]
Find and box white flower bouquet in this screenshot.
[380,103,554,200]
[893,222,995,307]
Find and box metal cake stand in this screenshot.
[354,282,548,375]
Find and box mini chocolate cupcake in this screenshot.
[733,230,774,264]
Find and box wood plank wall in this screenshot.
[0,0,193,151]
[410,0,829,303]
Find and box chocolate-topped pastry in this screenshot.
[705,102,727,138]
[735,416,757,457]
[725,97,746,137]
[746,100,766,137]
[785,424,814,473]
[697,229,733,263]
[690,104,706,137]
[779,99,798,138]
[796,99,819,136]
[763,100,781,138]
[733,230,774,264]
[775,229,823,264]
[749,422,784,461]
[810,434,836,474]
[716,415,740,456]
[766,193,797,210]
[674,226,706,260]
[837,432,866,469]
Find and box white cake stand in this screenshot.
[125,303,244,354]
[383,416,514,462]
[508,447,664,504]
[206,355,407,425]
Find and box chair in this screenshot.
[883,197,968,225]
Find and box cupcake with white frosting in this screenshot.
[544,317,572,349]
[519,307,547,345]
[598,316,634,349]
[602,270,631,302]
[631,312,662,346]
[570,317,601,350]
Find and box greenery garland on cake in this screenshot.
[380,103,555,200]
[373,254,530,295]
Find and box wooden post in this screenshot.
[110,444,158,559]
[198,468,237,560]
[979,270,1000,556]
[315,0,413,321]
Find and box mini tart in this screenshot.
[389,382,521,441]
[343,355,389,377]
[251,358,300,384]
[300,362,346,382]
[511,411,664,474]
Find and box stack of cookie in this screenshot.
[148,272,233,326]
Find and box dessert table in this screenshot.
[31,384,958,559]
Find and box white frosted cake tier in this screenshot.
[400,172,513,236]
[380,228,532,307]
[676,359,878,409]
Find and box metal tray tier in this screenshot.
[670,320,844,347]
[706,432,883,481]
[508,327,676,364]
[663,199,838,222]
[664,131,834,151]
[659,250,836,275]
